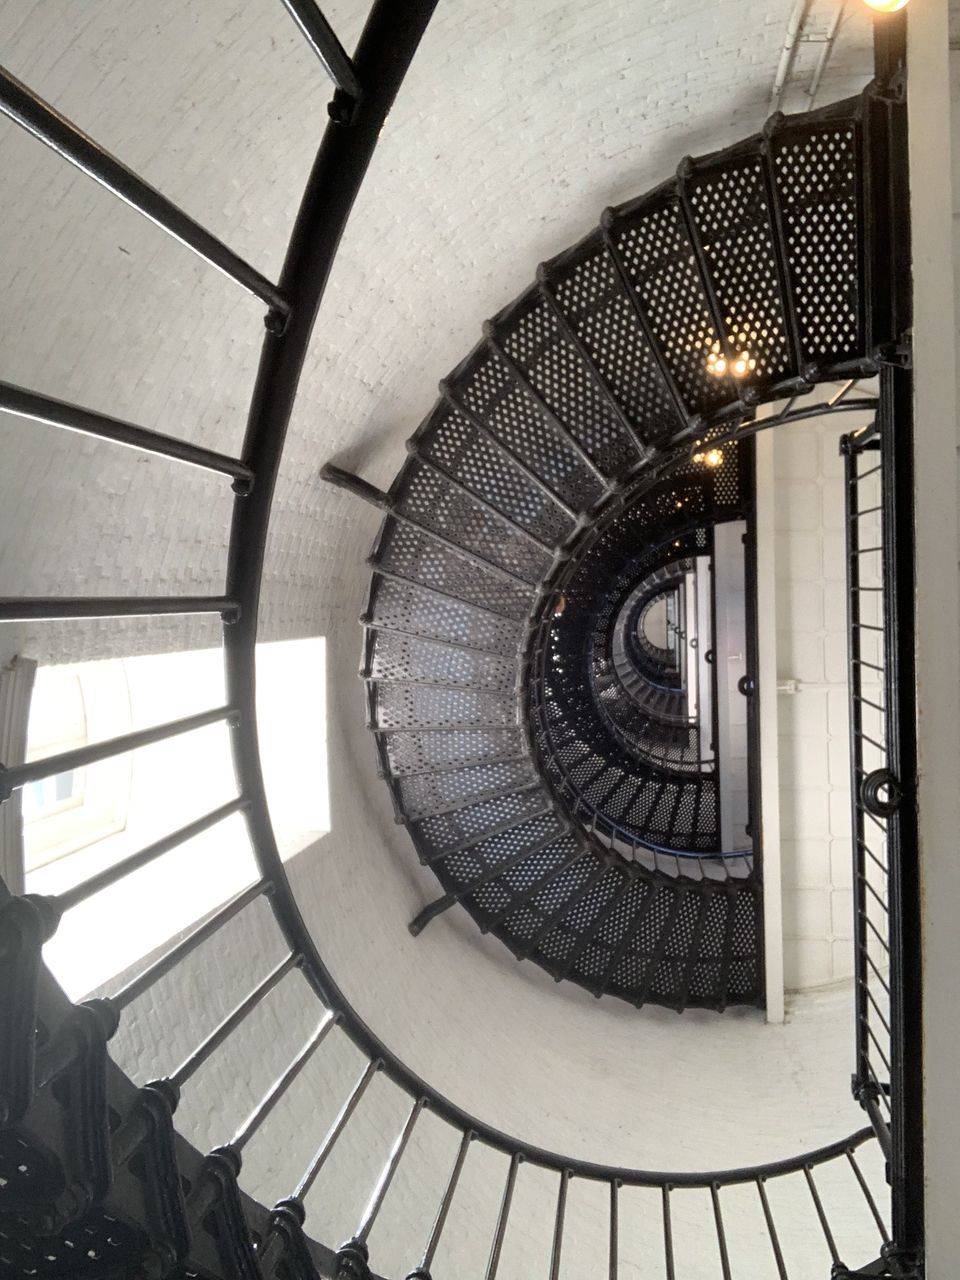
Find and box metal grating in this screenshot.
[552,243,683,443]
[374,519,534,620]
[773,124,861,362]
[420,405,575,546]
[500,295,640,475]
[367,630,515,690]
[459,350,604,509]
[614,199,726,413]
[357,100,873,1012]
[373,683,517,731]
[382,728,524,776]
[394,461,553,585]
[687,156,793,382]
[411,788,548,858]
[366,574,522,655]
[398,759,537,821]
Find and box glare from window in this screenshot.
[24,639,328,999]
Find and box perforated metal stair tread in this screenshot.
[360,92,872,1012]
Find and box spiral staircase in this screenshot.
[0,3,923,1279]
[349,80,876,1013]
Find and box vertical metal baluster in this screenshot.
[406,1130,475,1280]
[608,1180,620,1280]
[662,1185,676,1280]
[485,1153,521,1280]
[548,1169,571,1280]
[755,1178,789,1280]
[293,1059,382,1202]
[803,1166,841,1267]
[711,1183,733,1280]
[845,1149,890,1245]
[353,1098,426,1243]
[169,952,298,1087]
[229,1012,337,1152]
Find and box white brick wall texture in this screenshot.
[772,411,878,993]
[0,1,884,1274]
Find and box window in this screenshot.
[23,664,131,872]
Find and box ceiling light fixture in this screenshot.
[706,342,756,379]
[691,448,724,468]
[862,0,909,10]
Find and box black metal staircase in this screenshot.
[359,89,885,1013]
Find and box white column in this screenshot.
[755,431,785,1024]
[910,3,960,1275]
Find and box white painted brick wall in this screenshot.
[772,410,878,992]
[0,1,885,1272]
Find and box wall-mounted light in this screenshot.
[862,0,908,10]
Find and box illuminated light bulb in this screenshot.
[862,0,908,10]
[692,452,705,464]
[704,448,724,468]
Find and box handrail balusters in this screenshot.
[548,1169,571,1280]
[229,1012,338,1153]
[845,1148,890,1246]
[43,797,249,915]
[110,879,269,1010]
[405,1129,475,1280]
[608,1180,619,1280]
[755,1178,788,1280]
[0,379,255,489]
[169,952,299,1088]
[0,596,240,623]
[0,704,238,802]
[662,1185,676,1280]
[293,1059,382,1203]
[803,1165,842,1269]
[711,1183,733,1280]
[0,66,288,315]
[352,1098,426,1243]
[484,1153,521,1280]
[278,0,363,101]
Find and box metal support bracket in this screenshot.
[873,333,913,371]
[320,463,391,509]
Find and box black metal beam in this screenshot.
[0,704,236,801]
[0,65,288,316]
[0,380,254,488]
[278,0,363,101]
[0,596,239,622]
